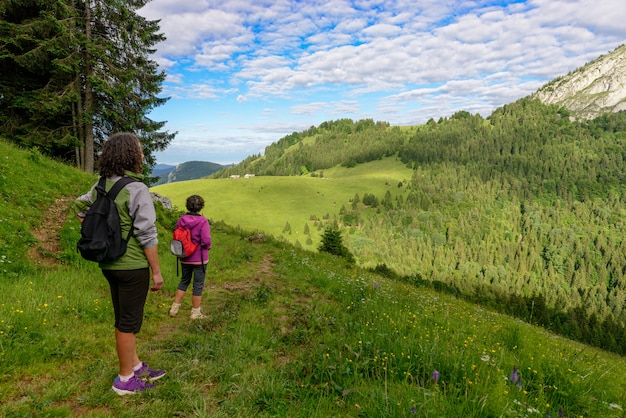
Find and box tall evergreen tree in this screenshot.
[0,0,173,174]
[82,0,174,173]
[0,0,80,158]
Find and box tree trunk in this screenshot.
[83,1,94,174]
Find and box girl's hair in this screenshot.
[186,195,205,213]
[97,132,144,177]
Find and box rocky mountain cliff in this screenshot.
[534,44,626,119]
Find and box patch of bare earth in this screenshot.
[29,197,72,266]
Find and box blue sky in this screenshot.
[138,0,626,166]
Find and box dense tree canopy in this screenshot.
[217,101,626,354]
[0,0,174,174]
[217,118,398,177]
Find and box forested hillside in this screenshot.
[215,119,404,177]
[215,98,626,354]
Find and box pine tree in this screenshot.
[318,222,355,264]
[382,190,393,210]
[77,0,174,173]
[0,1,80,158]
[0,0,173,174]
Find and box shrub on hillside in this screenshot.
[318,222,355,264]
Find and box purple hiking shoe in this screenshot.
[112,375,154,395]
[135,363,166,382]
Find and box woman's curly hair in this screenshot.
[186,195,205,213]
[97,132,144,177]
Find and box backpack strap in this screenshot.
[106,176,137,200]
[200,236,205,273]
[100,176,139,243]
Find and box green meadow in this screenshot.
[2,139,626,416]
[152,158,414,250]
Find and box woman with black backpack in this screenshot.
[73,132,166,395]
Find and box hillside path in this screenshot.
[29,197,73,266]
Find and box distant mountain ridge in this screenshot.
[152,161,226,185]
[152,163,176,176]
[534,44,626,119]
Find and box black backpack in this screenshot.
[77,176,137,263]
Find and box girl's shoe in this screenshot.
[190,308,204,320]
[169,302,180,317]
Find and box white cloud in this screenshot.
[291,102,329,115]
[362,23,402,38]
[165,73,184,85]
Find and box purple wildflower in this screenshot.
[558,408,563,418]
[410,405,417,414]
[510,366,519,383]
[432,370,440,382]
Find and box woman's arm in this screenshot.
[143,244,163,291]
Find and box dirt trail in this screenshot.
[29,197,73,266]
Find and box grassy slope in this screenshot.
[151,158,413,249]
[2,139,626,417]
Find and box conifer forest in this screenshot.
[221,100,626,354]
